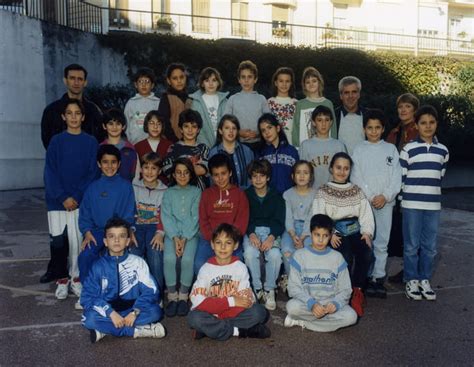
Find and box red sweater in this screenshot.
[199,185,249,241]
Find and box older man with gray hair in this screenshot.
[335,76,366,155]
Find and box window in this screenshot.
[109,0,129,27]
[272,4,289,29]
[231,0,248,36]
[192,0,210,33]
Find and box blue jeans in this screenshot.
[243,226,282,291]
[281,220,312,275]
[129,224,164,290]
[194,237,243,275]
[402,208,440,281]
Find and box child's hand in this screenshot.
[123,311,137,327]
[324,303,337,314]
[293,235,304,249]
[174,237,182,257]
[249,233,261,248]
[260,235,275,252]
[233,295,252,309]
[311,303,327,319]
[371,195,386,209]
[151,231,164,250]
[81,231,97,250]
[110,311,124,328]
[361,233,372,248]
[330,234,342,248]
[193,164,206,177]
[62,197,77,211]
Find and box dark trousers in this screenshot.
[334,233,373,289]
[187,303,267,341]
[46,227,69,279]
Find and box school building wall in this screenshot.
[0,10,128,190]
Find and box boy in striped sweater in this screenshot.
[400,105,449,301]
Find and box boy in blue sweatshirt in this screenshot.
[78,145,136,295]
[285,214,357,332]
[42,98,98,301]
[81,217,165,343]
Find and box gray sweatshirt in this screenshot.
[288,246,352,311]
[282,187,317,237]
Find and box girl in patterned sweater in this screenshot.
[312,152,374,317]
[267,67,297,139]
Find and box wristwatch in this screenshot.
[132,308,141,317]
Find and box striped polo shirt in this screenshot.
[400,136,449,210]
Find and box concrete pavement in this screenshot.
[0,189,473,366]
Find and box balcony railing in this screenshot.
[2,0,473,57]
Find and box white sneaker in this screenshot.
[405,280,422,301]
[284,315,305,328]
[55,278,70,300]
[75,299,83,310]
[279,274,289,293]
[134,322,166,339]
[70,278,82,298]
[419,279,436,301]
[90,329,105,343]
[264,290,276,311]
[255,289,265,302]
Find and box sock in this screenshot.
[178,292,188,301]
[233,327,239,337]
[168,291,178,302]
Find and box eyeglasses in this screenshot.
[175,170,190,176]
[137,79,152,85]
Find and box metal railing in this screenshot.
[2,0,473,57]
[1,0,102,33]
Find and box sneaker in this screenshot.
[365,280,377,298]
[264,290,276,311]
[90,329,105,343]
[134,322,166,339]
[55,278,70,300]
[278,274,289,293]
[176,300,189,316]
[75,299,83,310]
[350,287,365,317]
[40,271,56,284]
[239,323,271,339]
[405,280,422,301]
[255,289,265,302]
[419,279,436,301]
[165,301,178,317]
[192,329,206,340]
[284,315,305,328]
[388,270,404,284]
[375,278,387,299]
[70,277,82,298]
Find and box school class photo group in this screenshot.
[40,59,449,343]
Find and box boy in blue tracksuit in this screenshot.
[78,145,136,286]
[81,217,165,343]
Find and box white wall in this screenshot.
[0,10,128,190]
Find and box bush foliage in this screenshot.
[91,33,473,161]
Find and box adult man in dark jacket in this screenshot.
[41,64,103,149]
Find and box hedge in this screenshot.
[89,33,474,161]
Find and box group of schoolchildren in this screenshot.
[42,60,449,343]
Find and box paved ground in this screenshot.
[0,189,473,366]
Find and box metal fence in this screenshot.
[2,0,473,57]
[1,0,102,33]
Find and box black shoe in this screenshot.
[177,300,189,316]
[192,329,206,340]
[40,271,57,284]
[165,301,178,317]
[388,270,404,284]
[365,280,377,298]
[239,323,271,339]
[375,278,387,299]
